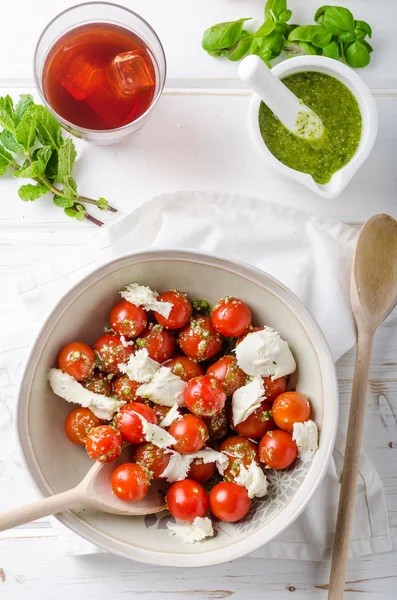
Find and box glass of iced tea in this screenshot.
[34,2,166,144]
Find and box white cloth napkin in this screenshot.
[0,190,392,560]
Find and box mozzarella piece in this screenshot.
[160,451,192,482]
[119,335,135,348]
[292,420,318,461]
[159,404,182,427]
[189,448,229,476]
[120,283,173,318]
[236,327,296,379]
[131,411,177,449]
[232,376,265,426]
[119,348,160,383]
[137,367,186,407]
[234,462,269,498]
[167,517,214,543]
[47,369,125,420]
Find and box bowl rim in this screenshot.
[16,248,339,567]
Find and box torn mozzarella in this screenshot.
[137,367,186,407]
[119,335,135,348]
[232,376,265,426]
[131,411,177,449]
[236,327,296,379]
[160,451,192,482]
[159,404,182,427]
[292,420,318,461]
[234,462,269,498]
[167,517,214,543]
[188,448,229,476]
[47,369,125,420]
[119,348,160,383]
[120,283,173,318]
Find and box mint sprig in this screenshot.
[202,2,373,69]
[0,95,117,226]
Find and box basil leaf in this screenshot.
[15,106,37,150]
[361,39,373,54]
[345,40,371,68]
[35,106,63,150]
[355,20,372,38]
[225,36,252,61]
[287,41,318,56]
[313,6,330,25]
[288,25,332,48]
[254,31,284,60]
[208,49,226,57]
[338,31,356,44]
[18,183,49,201]
[323,6,355,35]
[0,96,16,134]
[265,0,287,21]
[278,9,292,23]
[202,18,251,51]
[0,144,15,175]
[54,195,76,208]
[15,94,34,125]
[58,138,77,180]
[0,130,22,153]
[322,41,340,60]
[254,20,276,38]
[13,159,46,179]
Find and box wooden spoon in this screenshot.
[328,214,397,599]
[0,449,166,532]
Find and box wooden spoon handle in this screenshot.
[328,330,374,599]
[0,486,87,532]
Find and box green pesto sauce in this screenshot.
[258,72,362,185]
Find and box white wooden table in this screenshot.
[1,1,397,598]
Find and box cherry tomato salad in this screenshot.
[48,283,319,543]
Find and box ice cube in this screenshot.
[109,51,155,97]
[61,53,105,101]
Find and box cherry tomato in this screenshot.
[154,290,192,330]
[150,403,172,423]
[169,414,209,454]
[110,300,147,338]
[114,402,157,444]
[232,401,275,439]
[263,376,287,402]
[93,334,133,375]
[219,436,259,482]
[206,355,247,397]
[166,479,209,522]
[111,463,151,502]
[178,316,222,362]
[164,355,204,382]
[85,425,123,463]
[65,407,103,446]
[211,297,251,337]
[82,371,113,395]
[259,430,297,469]
[210,482,251,523]
[113,376,143,403]
[187,458,216,483]
[137,324,175,362]
[133,443,171,479]
[58,342,95,380]
[184,375,226,418]
[271,392,310,432]
[203,407,228,440]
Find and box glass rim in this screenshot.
[33,1,167,135]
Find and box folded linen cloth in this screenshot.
[0,191,391,560]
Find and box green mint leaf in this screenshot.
[278,9,292,23]
[35,145,53,169]
[225,36,252,61]
[45,150,59,182]
[288,25,332,48]
[15,94,34,125]
[0,143,15,175]
[322,6,355,35]
[0,130,22,153]
[314,6,329,25]
[35,105,63,150]
[284,40,318,57]
[355,20,372,39]
[338,31,356,44]
[18,183,49,201]
[202,18,251,52]
[13,159,46,179]
[0,96,16,134]
[15,106,37,150]
[64,203,86,221]
[254,20,276,38]
[58,137,77,180]
[345,40,370,68]
[97,197,109,211]
[265,0,287,21]
[63,175,78,198]
[53,195,75,208]
[322,40,340,60]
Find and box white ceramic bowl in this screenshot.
[249,56,378,199]
[17,249,338,567]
